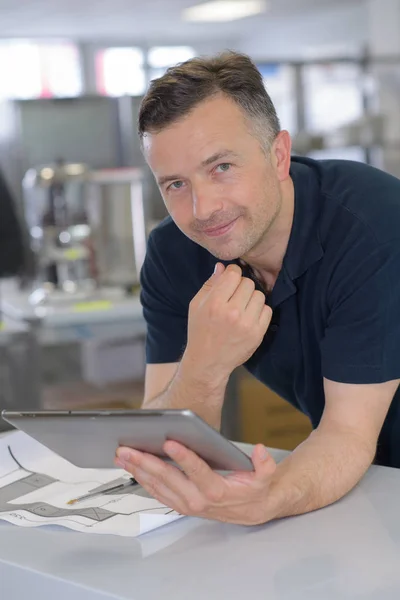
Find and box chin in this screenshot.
[205,242,244,261]
[189,231,249,261]
[211,249,240,261]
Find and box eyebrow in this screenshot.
[157,149,239,188]
[200,149,239,168]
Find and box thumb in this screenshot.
[199,262,225,295]
[212,262,225,278]
[251,444,277,479]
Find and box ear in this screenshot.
[271,130,292,182]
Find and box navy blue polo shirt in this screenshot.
[140,156,400,468]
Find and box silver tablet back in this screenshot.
[1,409,253,471]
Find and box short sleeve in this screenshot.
[320,239,400,384]
[140,232,188,364]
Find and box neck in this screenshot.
[241,176,294,291]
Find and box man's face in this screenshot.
[143,94,283,261]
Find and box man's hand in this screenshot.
[115,441,277,525]
[182,263,272,383]
[140,263,272,430]
[123,378,399,526]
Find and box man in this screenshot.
[115,51,400,526]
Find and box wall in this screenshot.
[17,97,121,171]
[237,4,367,61]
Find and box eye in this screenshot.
[168,180,185,191]
[215,163,231,173]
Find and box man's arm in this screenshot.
[140,262,271,430]
[267,377,399,519]
[115,376,398,525]
[142,362,229,430]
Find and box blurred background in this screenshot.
[0,0,399,449]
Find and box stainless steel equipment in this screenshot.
[23,162,93,299]
[86,167,148,290]
[22,164,148,305]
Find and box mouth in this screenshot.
[202,217,239,238]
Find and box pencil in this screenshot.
[67,477,138,505]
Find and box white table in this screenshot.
[1,438,399,600]
[0,284,146,345]
[0,284,147,408]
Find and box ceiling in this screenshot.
[0,0,365,43]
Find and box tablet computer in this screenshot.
[1,409,254,472]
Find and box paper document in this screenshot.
[0,431,183,537]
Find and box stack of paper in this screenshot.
[0,431,183,537]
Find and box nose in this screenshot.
[192,183,223,221]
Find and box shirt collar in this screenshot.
[269,157,324,307]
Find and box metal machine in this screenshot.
[22,163,149,305]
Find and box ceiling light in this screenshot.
[183,0,268,22]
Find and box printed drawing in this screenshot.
[0,442,177,531]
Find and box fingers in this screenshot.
[124,464,187,514]
[243,289,266,320]
[114,444,277,524]
[164,441,228,510]
[115,446,205,511]
[197,263,242,302]
[196,264,265,310]
[259,304,273,331]
[213,262,225,277]
[164,441,224,491]
[209,264,244,303]
[251,444,277,481]
[192,262,272,333]
[228,276,256,312]
[195,262,226,299]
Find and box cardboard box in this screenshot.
[43,380,144,411]
[238,373,312,451]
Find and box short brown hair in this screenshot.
[138,51,280,148]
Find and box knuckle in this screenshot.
[205,486,225,504]
[243,277,255,292]
[227,307,241,323]
[239,318,252,333]
[202,281,213,293]
[187,497,206,514]
[253,290,266,302]
[226,269,242,285]
[185,463,202,479]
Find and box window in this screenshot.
[303,63,365,162]
[0,42,42,99]
[0,41,82,99]
[96,47,145,96]
[40,44,82,98]
[148,46,196,81]
[304,63,363,133]
[257,63,297,135]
